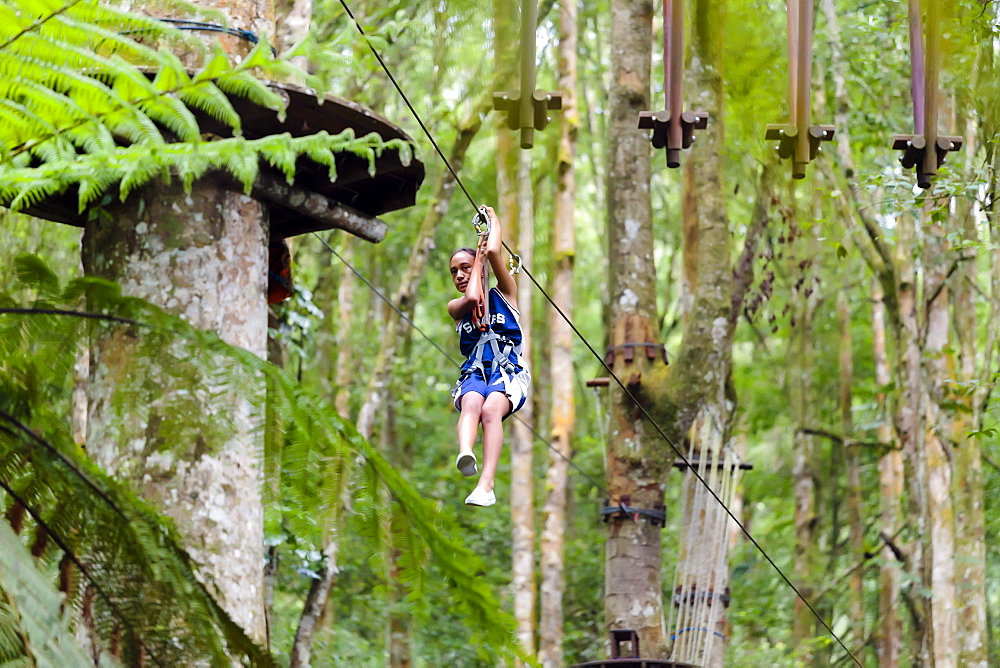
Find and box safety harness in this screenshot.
[463,323,520,387]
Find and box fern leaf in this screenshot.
[0,521,93,666]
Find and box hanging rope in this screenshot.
[333,4,861,664]
[469,206,491,332]
[667,410,742,664]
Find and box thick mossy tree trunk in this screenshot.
[83,177,269,643]
[80,0,276,646]
[538,0,578,663]
[603,0,664,657]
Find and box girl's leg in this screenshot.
[457,392,485,454]
[476,391,513,493]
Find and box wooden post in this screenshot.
[793,0,812,178]
[518,0,538,149]
[638,0,708,167]
[921,0,939,187]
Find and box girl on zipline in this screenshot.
[448,205,530,507]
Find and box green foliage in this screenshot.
[0,0,412,215]
[0,254,524,663]
[0,520,94,667]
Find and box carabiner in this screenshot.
[508,252,522,275]
[472,205,490,237]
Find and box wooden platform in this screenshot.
[19,80,425,243]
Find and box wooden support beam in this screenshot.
[892,0,961,188]
[493,0,562,148]
[766,0,833,178]
[247,172,387,242]
[637,0,708,168]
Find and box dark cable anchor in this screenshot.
[601,495,666,528]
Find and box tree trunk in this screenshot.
[83,176,269,644]
[493,3,534,660]
[509,149,538,665]
[334,238,357,418]
[604,0,665,658]
[275,0,310,64]
[382,400,413,668]
[838,291,864,650]
[789,284,818,656]
[289,548,339,668]
[80,0,278,646]
[873,281,903,668]
[538,0,578,662]
[495,0,520,239]
[952,90,987,668]
[895,210,928,664]
[921,203,958,668]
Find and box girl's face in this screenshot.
[450,251,475,293]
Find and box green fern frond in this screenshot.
[0,0,416,217]
[175,79,241,129]
[257,136,299,183]
[0,130,401,213]
[211,70,286,115]
[0,521,93,666]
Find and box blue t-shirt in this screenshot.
[455,287,524,374]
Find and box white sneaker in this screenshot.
[465,487,496,507]
[456,452,478,477]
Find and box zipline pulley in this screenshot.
[638,0,708,167]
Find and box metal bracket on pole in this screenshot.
[765,123,836,178]
[638,0,708,167]
[892,0,961,189]
[493,0,562,149]
[766,0,833,179]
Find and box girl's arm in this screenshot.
[447,234,489,320]
[482,206,518,308]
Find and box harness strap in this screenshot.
[462,329,518,387]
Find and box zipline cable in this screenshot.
[312,232,608,495]
[335,4,861,665]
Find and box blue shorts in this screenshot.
[452,364,531,418]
